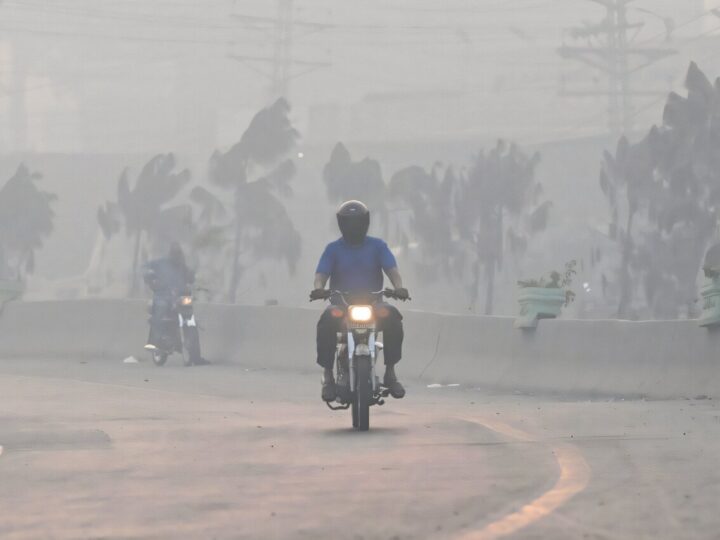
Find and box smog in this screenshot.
[1,1,719,538]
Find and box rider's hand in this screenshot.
[310,288,331,301]
[394,287,410,301]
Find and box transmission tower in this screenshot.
[558,0,675,138]
[231,0,331,102]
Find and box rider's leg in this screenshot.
[145,296,166,349]
[317,307,342,401]
[377,304,405,398]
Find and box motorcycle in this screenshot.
[145,289,202,367]
[313,288,408,431]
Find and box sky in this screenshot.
[0,0,718,154]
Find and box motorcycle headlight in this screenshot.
[180,296,193,306]
[348,305,373,322]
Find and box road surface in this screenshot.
[1,357,719,539]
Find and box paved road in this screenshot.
[1,358,719,539]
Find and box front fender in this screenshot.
[354,343,371,356]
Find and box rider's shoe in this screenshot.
[383,364,406,399]
[144,343,157,351]
[191,357,211,366]
[321,367,337,402]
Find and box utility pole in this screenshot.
[558,0,675,139]
[10,42,28,153]
[231,0,331,103]
[271,0,293,100]
[0,0,28,152]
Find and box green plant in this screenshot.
[518,260,577,306]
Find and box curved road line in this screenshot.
[457,416,591,540]
[3,372,589,536]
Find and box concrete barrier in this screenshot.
[0,299,718,399]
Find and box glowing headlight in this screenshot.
[348,305,373,322]
[180,296,193,306]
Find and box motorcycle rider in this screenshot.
[310,200,409,402]
[143,242,209,366]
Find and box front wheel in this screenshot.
[151,350,168,366]
[352,356,372,431]
[181,325,201,366]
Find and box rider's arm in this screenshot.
[314,273,329,290]
[384,267,403,289]
[315,243,333,291]
[386,267,409,300]
[143,262,158,288]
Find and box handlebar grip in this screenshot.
[383,288,410,301]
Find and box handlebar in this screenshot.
[310,288,410,303]
[379,288,410,301]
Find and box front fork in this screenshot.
[178,310,196,328]
[339,331,379,393]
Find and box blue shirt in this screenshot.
[316,236,397,293]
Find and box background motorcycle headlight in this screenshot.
[348,305,373,322]
[180,296,193,306]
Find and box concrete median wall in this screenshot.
[0,299,718,399]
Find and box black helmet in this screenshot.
[337,200,369,245]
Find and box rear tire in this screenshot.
[354,356,371,431]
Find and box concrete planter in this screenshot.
[699,278,720,327]
[515,286,566,329]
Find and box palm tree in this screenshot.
[208,98,301,302]
[322,142,388,233]
[456,140,546,315]
[639,63,720,317]
[0,164,56,281]
[387,164,461,282]
[187,186,231,301]
[599,62,720,319]
[599,135,655,317]
[99,153,191,296]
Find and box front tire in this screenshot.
[182,325,200,366]
[151,350,168,366]
[353,356,371,431]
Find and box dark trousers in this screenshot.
[316,303,403,369]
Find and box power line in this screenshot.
[0,22,237,46]
[2,0,237,31]
[633,8,716,46]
